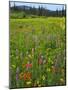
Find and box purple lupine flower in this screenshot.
[16,67,19,80]
[16,73,18,80]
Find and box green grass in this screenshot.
[9,17,66,88]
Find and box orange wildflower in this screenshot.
[23,72,32,80]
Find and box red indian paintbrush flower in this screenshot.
[25,61,32,69]
[26,63,32,68]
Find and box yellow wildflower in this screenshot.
[28,54,32,59]
[38,84,41,87]
[26,81,31,85]
[47,68,51,72]
[19,72,23,80]
[60,78,64,83]
[42,75,45,80]
[37,80,39,84]
[12,65,16,68]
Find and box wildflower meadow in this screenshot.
[9,1,66,89]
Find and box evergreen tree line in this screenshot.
[10,2,66,17]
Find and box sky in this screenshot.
[10,1,65,11]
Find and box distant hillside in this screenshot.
[10,5,66,18]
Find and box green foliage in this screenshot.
[9,17,66,88]
[10,11,27,19]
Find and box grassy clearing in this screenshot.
[10,17,66,88]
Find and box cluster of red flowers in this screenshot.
[25,63,32,68]
[22,63,32,69]
[21,61,32,81]
[20,52,44,81]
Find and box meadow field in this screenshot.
[9,17,66,88]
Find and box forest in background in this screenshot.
[9,2,66,19]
